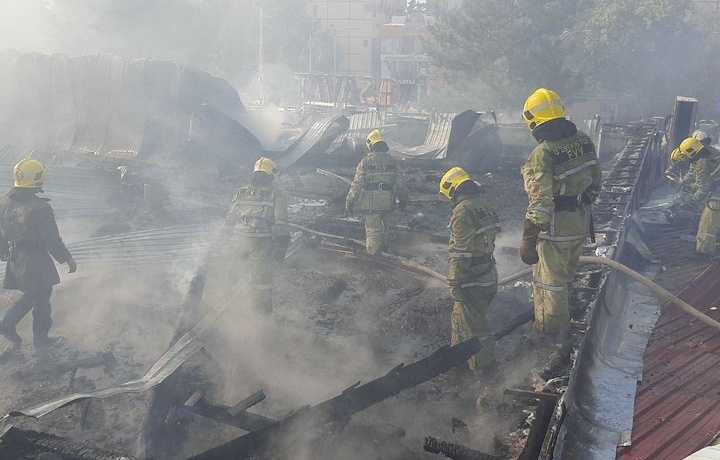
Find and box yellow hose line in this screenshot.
[290,223,720,332]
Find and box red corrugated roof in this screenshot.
[617,261,720,460]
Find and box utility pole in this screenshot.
[309,24,314,75]
[258,5,264,105]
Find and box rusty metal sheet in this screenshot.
[0,331,204,437]
[617,262,720,460]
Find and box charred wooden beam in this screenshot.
[188,337,483,459]
[519,397,556,460]
[423,436,499,460]
[227,390,266,417]
[183,399,276,432]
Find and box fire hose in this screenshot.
[289,223,720,333]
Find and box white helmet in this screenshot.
[692,130,710,143]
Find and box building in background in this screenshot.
[380,2,432,106]
[305,0,407,77]
[302,0,461,106]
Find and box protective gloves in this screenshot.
[520,219,542,265]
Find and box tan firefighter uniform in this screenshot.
[688,151,720,255]
[224,181,289,314]
[448,192,500,370]
[346,151,408,255]
[521,131,602,334]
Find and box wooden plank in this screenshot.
[227,390,266,417]
[185,399,276,433]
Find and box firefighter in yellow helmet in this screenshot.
[678,137,720,255]
[440,167,500,371]
[346,130,408,255]
[222,157,289,313]
[520,89,602,336]
[667,131,719,188]
[0,158,77,354]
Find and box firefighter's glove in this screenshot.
[274,236,290,262]
[345,200,355,214]
[66,256,77,274]
[520,219,542,265]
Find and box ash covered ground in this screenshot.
[0,164,569,459]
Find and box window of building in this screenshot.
[313,5,318,17]
[363,39,369,47]
[363,3,375,13]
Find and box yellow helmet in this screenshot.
[522,88,565,131]
[439,166,471,199]
[253,157,278,178]
[13,158,47,188]
[366,129,385,151]
[679,137,705,159]
[670,148,685,163]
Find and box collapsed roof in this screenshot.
[0,51,262,168]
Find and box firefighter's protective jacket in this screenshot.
[689,153,720,203]
[0,188,72,291]
[521,130,602,241]
[225,184,289,242]
[346,152,407,213]
[687,146,720,203]
[447,194,500,288]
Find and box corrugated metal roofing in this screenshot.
[0,51,247,161]
[617,244,720,459]
[279,114,350,167]
[328,111,385,152]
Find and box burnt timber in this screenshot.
[188,337,483,459]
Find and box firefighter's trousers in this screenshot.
[449,268,497,370]
[1,287,53,344]
[232,237,276,314]
[532,238,584,334]
[363,213,389,255]
[697,199,720,255]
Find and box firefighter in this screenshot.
[440,167,500,371]
[679,137,720,256]
[0,158,77,353]
[670,130,720,189]
[223,157,289,314]
[520,89,602,336]
[346,130,408,255]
